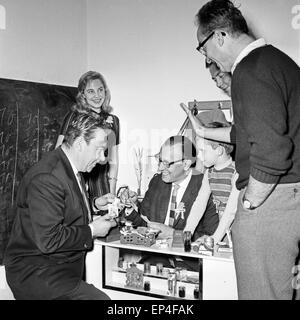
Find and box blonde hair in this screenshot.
[74,71,112,114]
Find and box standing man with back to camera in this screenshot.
[4,113,117,300]
[191,0,300,299]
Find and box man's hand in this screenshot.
[180,102,193,116]
[94,193,116,209]
[243,175,277,209]
[147,222,174,239]
[180,103,205,138]
[90,214,117,238]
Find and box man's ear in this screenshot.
[215,30,225,47]
[183,159,192,171]
[217,145,224,156]
[73,136,84,152]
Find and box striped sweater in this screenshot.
[208,162,236,216]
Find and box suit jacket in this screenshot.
[3,147,93,300]
[126,171,219,240]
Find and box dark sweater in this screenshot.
[231,45,300,190]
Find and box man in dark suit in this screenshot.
[4,113,117,300]
[123,135,219,257]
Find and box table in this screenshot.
[85,238,238,300]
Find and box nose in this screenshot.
[158,161,166,171]
[199,48,206,56]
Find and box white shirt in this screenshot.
[164,170,193,225]
[231,38,267,74]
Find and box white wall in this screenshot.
[0,0,87,86]
[241,0,300,64]
[86,0,300,193]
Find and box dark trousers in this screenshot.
[5,257,110,300]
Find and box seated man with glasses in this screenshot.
[120,135,218,270]
[122,135,218,242]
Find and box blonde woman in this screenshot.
[56,71,120,200]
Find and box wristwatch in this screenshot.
[242,197,256,210]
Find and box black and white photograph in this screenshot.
[0,0,299,306]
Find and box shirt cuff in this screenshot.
[89,223,94,238]
[92,197,100,212]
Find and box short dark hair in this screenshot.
[163,135,197,168]
[206,138,234,155]
[63,112,110,147]
[196,0,249,36]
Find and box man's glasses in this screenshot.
[155,155,184,169]
[196,31,214,55]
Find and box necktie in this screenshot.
[77,172,92,222]
[168,183,180,227]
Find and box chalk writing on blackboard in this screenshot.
[0,78,77,264]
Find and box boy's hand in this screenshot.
[195,235,209,244]
[196,235,215,250]
[147,222,173,239]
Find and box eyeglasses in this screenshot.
[197,31,227,55]
[196,31,214,55]
[156,155,184,169]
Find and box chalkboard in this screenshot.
[0,78,77,264]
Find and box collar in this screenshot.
[173,169,192,190]
[61,145,79,177]
[231,38,267,74]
